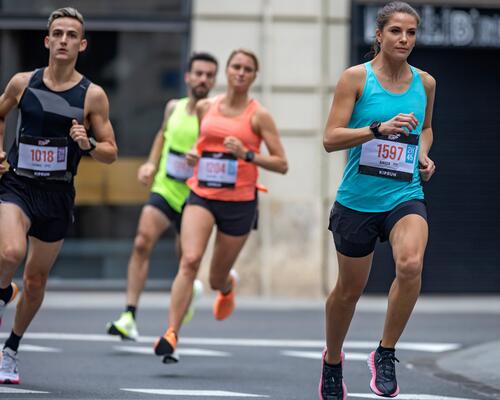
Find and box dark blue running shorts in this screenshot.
[328,199,427,258]
[0,171,75,242]
[185,191,258,236]
[146,192,182,233]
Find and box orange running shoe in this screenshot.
[0,283,19,328]
[213,270,238,321]
[153,327,179,364]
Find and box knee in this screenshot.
[395,254,423,281]
[23,274,48,300]
[133,231,154,256]
[0,245,25,268]
[179,253,202,280]
[331,282,364,306]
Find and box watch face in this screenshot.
[370,121,381,130]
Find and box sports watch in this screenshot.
[244,150,255,162]
[369,121,383,138]
[83,137,97,154]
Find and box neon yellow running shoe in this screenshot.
[182,279,204,325]
[106,311,139,341]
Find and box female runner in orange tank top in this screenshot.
[153,49,288,364]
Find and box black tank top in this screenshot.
[8,68,91,184]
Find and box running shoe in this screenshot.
[213,269,238,321]
[182,279,204,325]
[368,347,400,397]
[106,311,139,341]
[154,327,178,364]
[0,283,19,328]
[0,347,20,384]
[318,349,347,400]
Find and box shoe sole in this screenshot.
[0,378,20,384]
[318,349,347,400]
[106,323,137,341]
[162,350,180,364]
[367,351,400,398]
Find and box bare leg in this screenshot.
[209,230,249,292]
[382,214,428,348]
[13,237,63,335]
[0,204,30,287]
[126,205,170,306]
[167,205,214,333]
[325,252,372,365]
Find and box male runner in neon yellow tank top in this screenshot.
[106,53,218,340]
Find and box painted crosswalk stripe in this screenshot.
[282,350,368,361]
[1,342,61,353]
[122,388,269,397]
[349,394,480,400]
[0,387,49,394]
[0,333,459,353]
[115,346,230,357]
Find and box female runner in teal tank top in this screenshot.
[318,2,436,400]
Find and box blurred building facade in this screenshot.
[1,0,500,295]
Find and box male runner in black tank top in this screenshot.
[0,7,117,384]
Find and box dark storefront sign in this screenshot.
[362,4,500,48]
[352,2,500,293]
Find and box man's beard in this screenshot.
[192,85,209,100]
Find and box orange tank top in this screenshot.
[188,95,261,201]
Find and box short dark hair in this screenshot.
[187,52,218,72]
[47,7,85,36]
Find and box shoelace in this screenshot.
[376,351,399,381]
[1,351,17,374]
[323,365,344,399]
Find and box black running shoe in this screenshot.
[368,348,400,397]
[318,349,347,400]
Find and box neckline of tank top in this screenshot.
[214,95,255,119]
[38,68,87,94]
[367,62,416,97]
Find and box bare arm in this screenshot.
[224,106,288,174]
[137,99,177,185]
[418,71,437,182]
[323,66,418,152]
[0,72,30,173]
[71,84,117,164]
[185,98,212,166]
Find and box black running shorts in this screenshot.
[147,192,182,233]
[328,199,427,258]
[185,191,258,236]
[0,171,75,242]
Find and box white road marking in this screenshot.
[20,344,61,352]
[115,345,230,357]
[0,387,49,394]
[349,394,480,400]
[282,350,368,361]
[0,333,460,352]
[122,388,269,397]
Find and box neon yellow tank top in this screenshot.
[151,98,199,212]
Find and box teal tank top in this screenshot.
[336,62,427,212]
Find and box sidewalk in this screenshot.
[437,339,500,393]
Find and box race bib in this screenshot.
[165,149,193,182]
[198,151,238,188]
[17,135,68,179]
[359,134,418,182]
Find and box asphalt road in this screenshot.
[1,293,499,400]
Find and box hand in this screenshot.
[380,113,418,136]
[70,119,91,150]
[0,150,7,174]
[223,136,246,158]
[137,161,156,186]
[418,154,435,182]
[185,149,199,167]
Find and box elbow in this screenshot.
[103,147,118,164]
[323,137,338,153]
[280,160,289,175]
